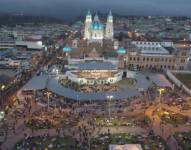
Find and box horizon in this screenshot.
[0,0,191,21]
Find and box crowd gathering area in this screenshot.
[0,77,191,150]
[59,78,135,93]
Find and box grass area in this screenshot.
[95,114,151,127]
[154,109,189,126]
[174,73,191,89]
[14,136,77,150]
[174,132,191,150]
[26,115,55,130]
[91,133,168,150]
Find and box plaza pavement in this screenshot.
[0,89,191,150]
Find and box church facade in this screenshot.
[84,10,114,43]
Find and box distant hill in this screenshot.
[0,13,65,26]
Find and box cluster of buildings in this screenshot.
[63,11,191,72]
[114,16,191,41]
[0,11,191,91]
[0,24,55,85]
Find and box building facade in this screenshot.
[121,41,190,70]
[84,11,114,43]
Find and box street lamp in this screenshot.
[158,88,165,110]
[45,91,51,110]
[107,95,113,120]
[1,85,5,90]
[0,85,5,108]
[0,111,5,121]
[77,94,79,106]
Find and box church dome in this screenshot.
[117,47,126,54]
[91,22,103,30]
[63,44,72,52]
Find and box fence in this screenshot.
[166,70,191,96]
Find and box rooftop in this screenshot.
[75,61,117,70]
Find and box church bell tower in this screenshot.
[105,11,114,40]
[84,10,92,39]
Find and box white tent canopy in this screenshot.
[22,75,48,91]
[109,144,143,150]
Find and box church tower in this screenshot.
[84,10,92,39]
[90,14,104,40]
[105,11,114,40]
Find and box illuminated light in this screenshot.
[158,88,165,95]
[37,41,42,45]
[107,95,113,99]
[63,44,72,52]
[0,111,5,121]
[44,46,48,51]
[117,47,126,54]
[1,85,5,90]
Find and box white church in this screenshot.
[84,10,114,44]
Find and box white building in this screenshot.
[84,10,114,44]
[66,61,123,85]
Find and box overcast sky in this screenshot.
[0,0,191,20]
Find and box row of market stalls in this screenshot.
[22,71,172,101]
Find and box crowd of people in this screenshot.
[0,81,190,150]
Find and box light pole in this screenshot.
[158,88,165,111]
[46,91,51,110]
[77,94,79,106]
[107,95,113,120]
[0,85,5,108]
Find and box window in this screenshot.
[181,59,185,63]
[137,57,140,61]
[143,57,145,61]
[182,52,187,56]
[155,58,159,62]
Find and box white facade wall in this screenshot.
[65,70,123,85]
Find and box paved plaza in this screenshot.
[0,80,191,149]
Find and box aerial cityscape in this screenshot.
[0,1,191,150]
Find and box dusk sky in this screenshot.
[0,0,191,20]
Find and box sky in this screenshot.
[0,0,191,21]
